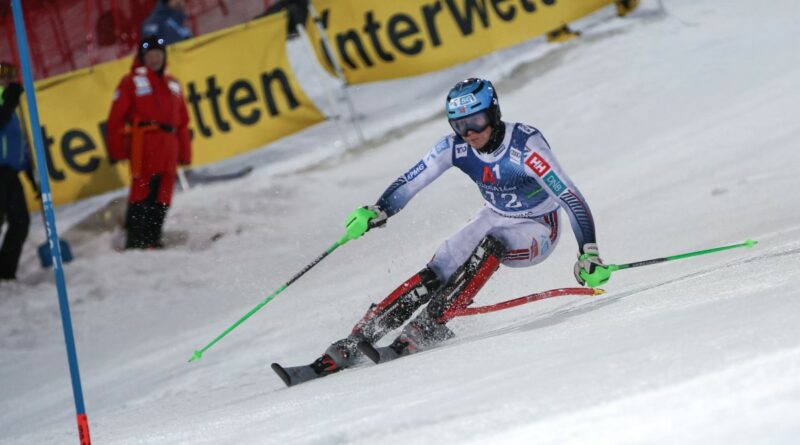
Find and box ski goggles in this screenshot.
[448,111,491,137]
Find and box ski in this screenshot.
[273,343,402,388]
[357,341,402,364]
[273,287,603,386]
[271,363,324,387]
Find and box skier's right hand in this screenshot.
[344,205,387,240]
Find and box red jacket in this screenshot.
[106,62,191,175]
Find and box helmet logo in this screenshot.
[448,93,477,110]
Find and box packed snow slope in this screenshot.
[2,1,800,444]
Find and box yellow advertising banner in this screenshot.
[308,0,615,84]
[23,12,324,207]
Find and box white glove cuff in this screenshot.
[580,243,599,256]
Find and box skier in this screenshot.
[274,78,610,385]
[105,36,192,249]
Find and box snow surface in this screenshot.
[2,1,800,443]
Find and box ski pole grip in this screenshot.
[344,207,378,241]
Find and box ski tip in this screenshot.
[593,288,606,296]
[271,363,293,387]
[744,239,758,248]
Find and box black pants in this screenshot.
[0,166,30,279]
[125,175,169,249]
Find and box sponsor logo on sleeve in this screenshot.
[525,152,550,177]
[510,147,522,164]
[544,171,566,195]
[518,124,536,135]
[455,143,468,159]
[435,139,449,153]
[404,160,427,182]
[427,139,449,161]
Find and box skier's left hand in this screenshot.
[344,205,387,240]
[574,243,611,288]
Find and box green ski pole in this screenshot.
[582,239,758,288]
[190,236,363,362]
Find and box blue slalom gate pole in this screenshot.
[11,1,92,444]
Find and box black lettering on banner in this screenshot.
[227,79,261,125]
[364,11,395,62]
[61,129,100,174]
[337,27,374,69]
[185,69,303,139]
[318,0,570,74]
[186,82,212,137]
[422,2,444,47]
[205,76,231,133]
[320,8,378,69]
[316,9,337,72]
[40,126,65,181]
[445,0,491,36]
[520,0,537,12]
[260,69,300,116]
[388,13,423,55]
[491,0,516,21]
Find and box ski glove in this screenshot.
[344,205,388,240]
[574,243,611,288]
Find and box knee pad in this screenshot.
[351,266,442,343]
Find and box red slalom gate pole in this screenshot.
[450,287,604,318]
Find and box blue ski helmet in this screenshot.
[445,78,501,133]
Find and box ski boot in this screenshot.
[358,313,455,364]
[271,336,362,387]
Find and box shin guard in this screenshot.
[350,267,442,344]
[387,235,506,357]
[429,235,505,324]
